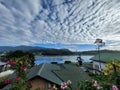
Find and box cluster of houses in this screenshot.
[0,52,120,89]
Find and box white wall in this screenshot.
[93,61,106,74]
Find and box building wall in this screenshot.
[30,77,60,90]
[93,61,106,74]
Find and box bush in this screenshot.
[0,76,9,89]
[4,50,35,67]
[77,80,97,90]
[64,61,71,64]
[4,57,32,90]
[51,62,58,64]
[101,84,111,90]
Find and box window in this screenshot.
[48,83,51,88]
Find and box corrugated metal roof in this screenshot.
[27,63,63,85]
[27,64,43,80]
[37,64,63,85]
[90,52,120,62]
[54,64,91,88]
[28,64,91,88]
[3,64,91,89]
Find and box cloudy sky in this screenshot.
[0,0,120,51]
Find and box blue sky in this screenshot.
[0,0,120,51]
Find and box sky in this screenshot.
[33,43,97,51]
[0,0,120,51]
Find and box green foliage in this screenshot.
[77,80,97,90]
[101,84,111,90]
[5,50,35,67]
[64,61,72,64]
[51,62,58,64]
[103,61,120,88]
[0,75,9,88]
[88,72,110,84]
[40,49,73,55]
[0,75,9,83]
[87,72,120,89]
[76,80,112,90]
[5,57,32,90]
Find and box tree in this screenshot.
[4,50,35,68]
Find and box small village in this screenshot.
[0,49,120,90]
[0,0,120,90]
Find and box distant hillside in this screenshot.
[0,46,73,55]
[0,46,45,52]
[0,46,120,56]
[80,50,120,55]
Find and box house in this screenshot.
[28,64,91,90]
[3,63,91,90]
[90,52,120,74]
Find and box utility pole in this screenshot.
[94,38,105,71]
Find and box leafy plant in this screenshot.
[4,56,32,90]
[77,80,97,90]
[103,60,120,88]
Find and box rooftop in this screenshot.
[3,63,91,89]
[28,63,91,88]
[90,52,120,63]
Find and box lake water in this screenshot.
[35,55,93,65]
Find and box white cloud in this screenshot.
[0,0,120,50]
[105,46,120,51]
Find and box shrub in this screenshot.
[4,57,32,90]
[77,80,97,90]
[0,76,9,89]
[51,62,58,64]
[64,61,71,64]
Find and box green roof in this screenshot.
[54,64,91,88]
[90,52,120,62]
[27,64,62,85]
[3,64,91,89]
[28,64,91,88]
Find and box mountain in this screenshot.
[80,50,120,55]
[0,46,73,55]
[0,46,42,52]
[0,46,119,56]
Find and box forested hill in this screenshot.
[0,46,120,56]
[0,46,73,55]
[80,50,120,55]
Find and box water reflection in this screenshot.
[35,55,93,65]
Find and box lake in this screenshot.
[35,55,93,65]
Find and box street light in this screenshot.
[94,38,105,71]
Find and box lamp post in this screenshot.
[94,39,105,71]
